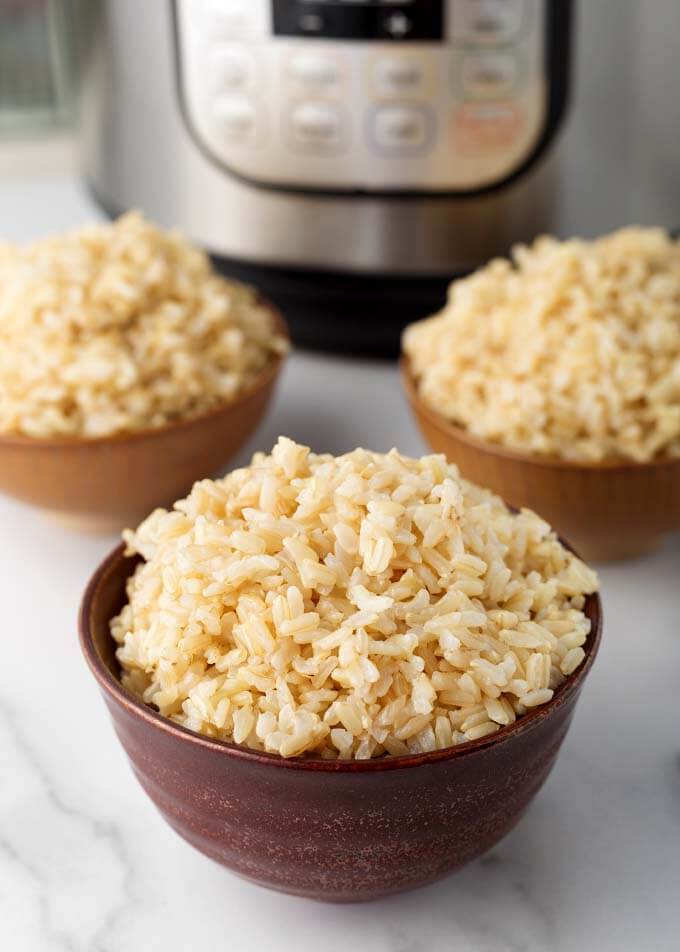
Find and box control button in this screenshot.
[202,0,268,39]
[454,102,525,153]
[209,46,255,92]
[452,0,525,45]
[372,106,430,152]
[213,96,259,142]
[288,52,341,92]
[383,11,413,40]
[288,102,345,151]
[372,57,427,97]
[297,10,325,36]
[461,52,519,98]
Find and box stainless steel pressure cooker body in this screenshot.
[81,0,573,353]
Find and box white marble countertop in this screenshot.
[0,157,679,952]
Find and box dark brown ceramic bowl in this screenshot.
[401,357,680,562]
[79,542,602,902]
[0,302,288,533]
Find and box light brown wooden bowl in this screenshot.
[401,357,680,561]
[0,302,288,533]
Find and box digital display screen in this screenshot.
[272,1,444,42]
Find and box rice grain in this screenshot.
[112,438,598,759]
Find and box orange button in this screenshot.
[453,102,525,154]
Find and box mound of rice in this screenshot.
[112,438,598,760]
[0,212,287,438]
[403,228,680,463]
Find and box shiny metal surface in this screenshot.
[80,0,558,275]
[81,1,679,276]
[555,0,680,236]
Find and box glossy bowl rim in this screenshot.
[0,298,288,450]
[79,541,603,774]
[400,355,680,473]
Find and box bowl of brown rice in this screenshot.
[402,228,680,560]
[80,438,602,901]
[0,213,289,530]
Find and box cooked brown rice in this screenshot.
[0,212,287,438]
[403,228,680,463]
[112,438,598,760]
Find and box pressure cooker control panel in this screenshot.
[174,0,566,193]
